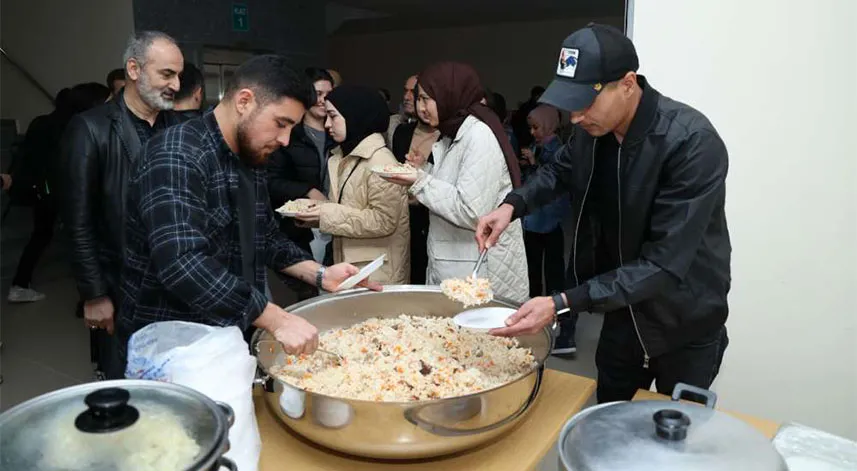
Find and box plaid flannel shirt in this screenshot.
[119,111,311,338]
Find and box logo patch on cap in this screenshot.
[557,48,579,78]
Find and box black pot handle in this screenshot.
[216,402,235,427]
[653,409,691,441]
[671,382,717,409]
[216,456,238,471]
[75,388,140,433]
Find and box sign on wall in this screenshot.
[232,3,249,32]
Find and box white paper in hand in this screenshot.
[336,254,385,290]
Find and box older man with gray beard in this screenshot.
[60,30,183,379]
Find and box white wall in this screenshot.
[632,0,857,439]
[0,0,135,130]
[327,17,623,110]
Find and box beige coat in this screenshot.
[320,133,410,284]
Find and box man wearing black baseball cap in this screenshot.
[477,24,731,403]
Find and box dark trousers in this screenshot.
[12,198,57,287]
[78,300,125,379]
[595,311,729,403]
[524,228,565,297]
[409,205,430,284]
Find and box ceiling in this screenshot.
[327,0,626,35]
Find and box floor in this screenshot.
[0,203,602,471]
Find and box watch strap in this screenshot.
[552,293,570,316]
[316,266,326,290]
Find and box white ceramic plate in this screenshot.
[275,199,319,218]
[453,306,516,332]
[336,254,386,290]
[371,166,417,179]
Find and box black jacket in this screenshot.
[267,123,334,248]
[505,77,731,359]
[60,92,179,300]
[391,120,432,284]
[9,111,69,205]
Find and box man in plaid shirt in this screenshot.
[119,56,379,359]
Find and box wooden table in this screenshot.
[632,389,781,439]
[256,369,595,471]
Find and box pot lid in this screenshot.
[0,379,230,471]
[559,385,787,471]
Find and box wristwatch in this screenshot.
[552,293,570,316]
[316,266,326,290]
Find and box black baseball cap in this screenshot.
[539,23,639,112]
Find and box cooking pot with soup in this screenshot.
[252,285,552,459]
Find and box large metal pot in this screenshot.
[252,285,552,459]
[0,379,236,471]
[558,383,788,471]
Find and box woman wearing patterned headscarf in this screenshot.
[381,62,528,303]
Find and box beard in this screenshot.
[236,116,272,168]
[138,71,175,110]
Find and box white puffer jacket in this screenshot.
[409,116,529,304]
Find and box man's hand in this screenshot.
[475,204,514,252]
[490,296,555,337]
[323,262,383,292]
[305,188,328,202]
[255,303,318,355]
[84,296,115,334]
[0,173,11,191]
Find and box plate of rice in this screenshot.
[372,162,418,178]
[269,315,536,402]
[275,199,319,218]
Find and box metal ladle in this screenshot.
[471,248,488,279]
[256,340,344,365]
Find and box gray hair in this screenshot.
[123,30,178,69]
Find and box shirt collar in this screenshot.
[624,75,660,145]
[202,109,238,162]
[123,96,165,129]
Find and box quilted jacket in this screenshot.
[410,116,529,303]
[320,133,410,284]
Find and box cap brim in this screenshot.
[538,78,599,112]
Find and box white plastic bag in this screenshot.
[309,228,331,263]
[126,321,261,471]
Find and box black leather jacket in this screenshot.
[505,77,731,359]
[59,92,178,300]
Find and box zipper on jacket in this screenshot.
[572,140,597,286]
[616,147,651,369]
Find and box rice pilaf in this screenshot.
[270,315,536,402]
[441,276,493,308]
